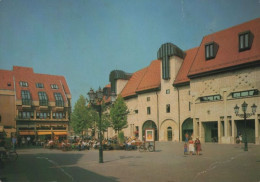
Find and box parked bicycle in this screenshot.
[139,142,154,152]
[0,147,18,162]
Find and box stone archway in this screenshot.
[160,119,178,141]
[142,120,158,141]
[182,118,193,141]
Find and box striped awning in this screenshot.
[53,131,67,136]
[19,131,35,135]
[37,131,52,135]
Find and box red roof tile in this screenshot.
[121,67,148,98]
[0,66,71,103]
[174,47,199,85]
[136,60,161,92]
[188,18,260,77]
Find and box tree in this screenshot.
[71,95,92,138]
[110,95,128,133]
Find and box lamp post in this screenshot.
[87,88,116,163]
[88,87,104,163]
[234,101,257,151]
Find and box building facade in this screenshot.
[0,66,71,141]
[105,18,260,144]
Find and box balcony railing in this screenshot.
[56,100,64,107]
[22,99,32,105]
[39,100,48,106]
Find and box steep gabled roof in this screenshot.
[120,60,161,98]
[173,47,199,86]
[188,18,260,78]
[0,66,71,102]
[136,60,161,93]
[121,67,148,98]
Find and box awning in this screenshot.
[53,131,67,136]
[19,131,35,135]
[37,131,52,135]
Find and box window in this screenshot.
[147,97,150,101]
[18,111,33,119]
[36,112,49,119]
[20,81,28,87]
[205,42,219,60]
[147,107,151,115]
[239,31,253,52]
[166,89,170,94]
[200,94,221,102]
[134,110,138,114]
[36,83,44,88]
[53,112,65,119]
[54,93,64,107]
[189,102,191,111]
[7,83,11,87]
[51,84,59,89]
[166,104,170,113]
[21,90,31,105]
[232,90,258,98]
[38,92,48,106]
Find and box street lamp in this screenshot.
[88,87,104,163]
[87,87,117,163]
[234,101,257,151]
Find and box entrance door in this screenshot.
[235,119,255,143]
[167,127,172,141]
[203,122,218,142]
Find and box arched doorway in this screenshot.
[167,127,172,141]
[160,119,178,141]
[182,118,193,141]
[142,120,158,141]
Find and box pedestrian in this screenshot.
[188,137,194,155]
[27,136,31,146]
[194,137,201,155]
[22,136,26,146]
[184,142,188,155]
[11,135,17,150]
[185,133,189,143]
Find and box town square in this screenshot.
[0,0,260,181]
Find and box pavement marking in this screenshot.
[36,157,74,181]
[193,153,245,181]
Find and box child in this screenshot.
[184,142,188,155]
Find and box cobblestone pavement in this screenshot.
[1,142,260,182]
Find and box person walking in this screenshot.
[194,137,201,155]
[11,135,17,150]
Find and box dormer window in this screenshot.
[51,84,59,89]
[36,83,44,88]
[239,31,253,52]
[205,42,219,60]
[20,81,28,87]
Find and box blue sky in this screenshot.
[0,0,259,107]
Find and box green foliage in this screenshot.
[118,131,125,144]
[71,95,92,136]
[110,95,128,133]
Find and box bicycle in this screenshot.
[139,142,154,152]
[0,147,18,162]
